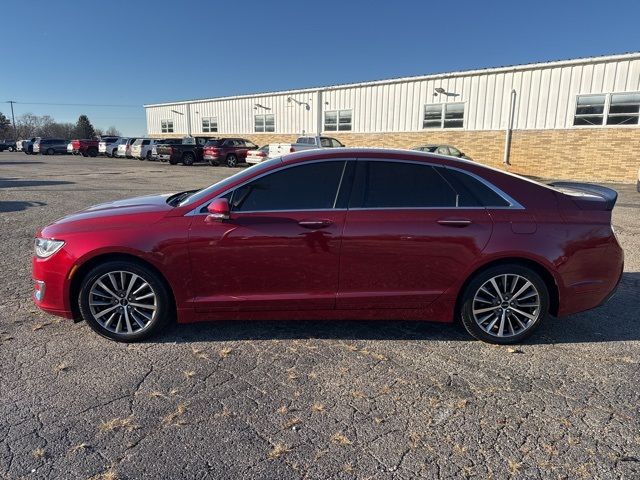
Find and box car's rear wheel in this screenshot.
[46,148,55,155]
[146,151,152,161]
[460,265,548,344]
[182,153,195,166]
[226,154,238,168]
[78,261,171,342]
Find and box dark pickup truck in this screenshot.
[157,137,217,166]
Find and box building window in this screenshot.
[574,95,606,126]
[324,110,352,131]
[202,117,218,133]
[161,120,174,133]
[255,114,275,132]
[423,103,465,129]
[607,93,640,125]
[574,93,640,127]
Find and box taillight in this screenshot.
[257,152,266,157]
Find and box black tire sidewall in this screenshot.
[183,153,194,166]
[78,260,171,342]
[460,264,549,344]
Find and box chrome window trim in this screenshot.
[187,157,524,216]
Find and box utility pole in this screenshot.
[6,101,17,139]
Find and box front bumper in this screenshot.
[32,251,76,320]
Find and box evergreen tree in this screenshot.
[0,112,12,138]
[73,115,96,139]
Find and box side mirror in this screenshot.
[206,198,230,222]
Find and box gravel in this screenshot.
[1,152,639,479]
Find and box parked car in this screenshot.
[412,144,472,160]
[98,137,121,157]
[32,148,623,344]
[0,139,17,152]
[203,138,259,167]
[116,138,139,158]
[159,136,216,166]
[245,145,269,165]
[36,138,69,155]
[267,136,344,158]
[22,137,41,154]
[152,138,182,162]
[130,138,160,160]
[69,139,99,157]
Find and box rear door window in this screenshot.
[349,160,458,208]
[230,161,347,212]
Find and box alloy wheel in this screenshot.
[88,270,157,336]
[472,274,541,338]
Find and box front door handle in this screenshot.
[298,219,333,229]
[437,218,472,227]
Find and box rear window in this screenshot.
[205,139,223,147]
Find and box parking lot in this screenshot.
[1,151,639,479]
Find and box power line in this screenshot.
[4,101,141,108]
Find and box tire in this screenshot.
[146,151,152,161]
[111,149,117,158]
[81,152,88,157]
[226,154,238,168]
[88,148,98,157]
[208,158,219,166]
[182,152,195,166]
[46,148,55,155]
[459,264,549,344]
[78,260,172,342]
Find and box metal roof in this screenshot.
[144,52,640,108]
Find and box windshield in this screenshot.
[178,157,282,207]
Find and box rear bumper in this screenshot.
[557,238,624,317]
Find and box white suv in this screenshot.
[98,137,121,157]
[130,139,160,160]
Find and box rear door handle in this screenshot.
[298,219,333,229]
[437,218,472,227]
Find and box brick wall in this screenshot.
[155,128,640,182]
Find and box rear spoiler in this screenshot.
[549,182,618,211]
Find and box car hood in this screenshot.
[40,194,174,237]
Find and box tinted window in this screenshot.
[439,168,511,207]
[205,139,223,147]
[349,161,458,208]
[231,161,346,212]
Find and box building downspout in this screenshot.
[316,90,323,136]
[503,89,516,166]
[186,103,192,137]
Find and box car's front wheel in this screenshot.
[78,260,171,342]
[460,264,548,344]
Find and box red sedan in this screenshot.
[32,149,623,344]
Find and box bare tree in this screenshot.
[105,126,121,136]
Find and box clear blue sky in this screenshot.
[1,0,639,136]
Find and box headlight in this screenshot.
[34,238,65,258]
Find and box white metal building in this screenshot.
[144,52,640,181]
